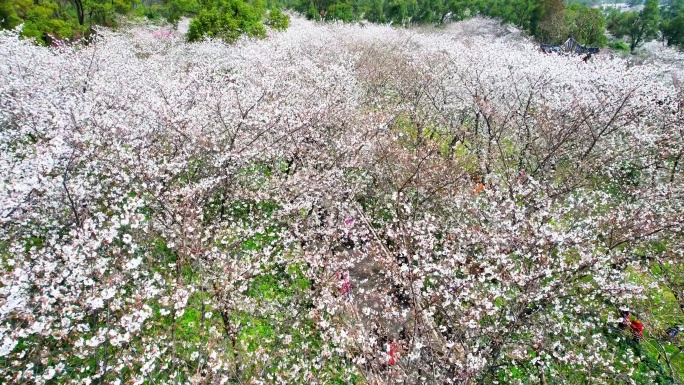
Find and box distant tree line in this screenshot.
[0,0,288,44]
[0,0,137,44]
[0,0,683,49]
[660,0,684,46]
[285,0,684,50]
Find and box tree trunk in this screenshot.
[72,0,85,25]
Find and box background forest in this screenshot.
[2,0,684,49]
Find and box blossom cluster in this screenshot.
[0,16,683,384]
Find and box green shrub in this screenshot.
[609,40,630,51]
[265,7,289,30]
[186,0,267,42]
[326,2,355,22]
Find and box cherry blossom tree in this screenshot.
[1,17,683,384]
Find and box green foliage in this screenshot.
[609,40,631,50]
[480,0,539,31]
[162,0,200,25]
[661,0,684,46]
[265,6,290,29]
[307,3,321,19]
[608,0,660,51]
[0,0,289,45]
[567,0,598,6]
[566,3,607,46]
[0,0,139,44]
[276,0,613,46]
[604,5,622,31]
[2,0,81,44]
[70,0,139,28]
[1,0,613,46]
[326,1,355,21]
[536,0,567,43]
[186,0,267,42]
[364,0,385,22]
[662,13,684,46]
[0,0,22,30]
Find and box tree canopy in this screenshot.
[4,0,684,50]
[0,0,288,44]
[608,0,660,51]
[186,0,268,42]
